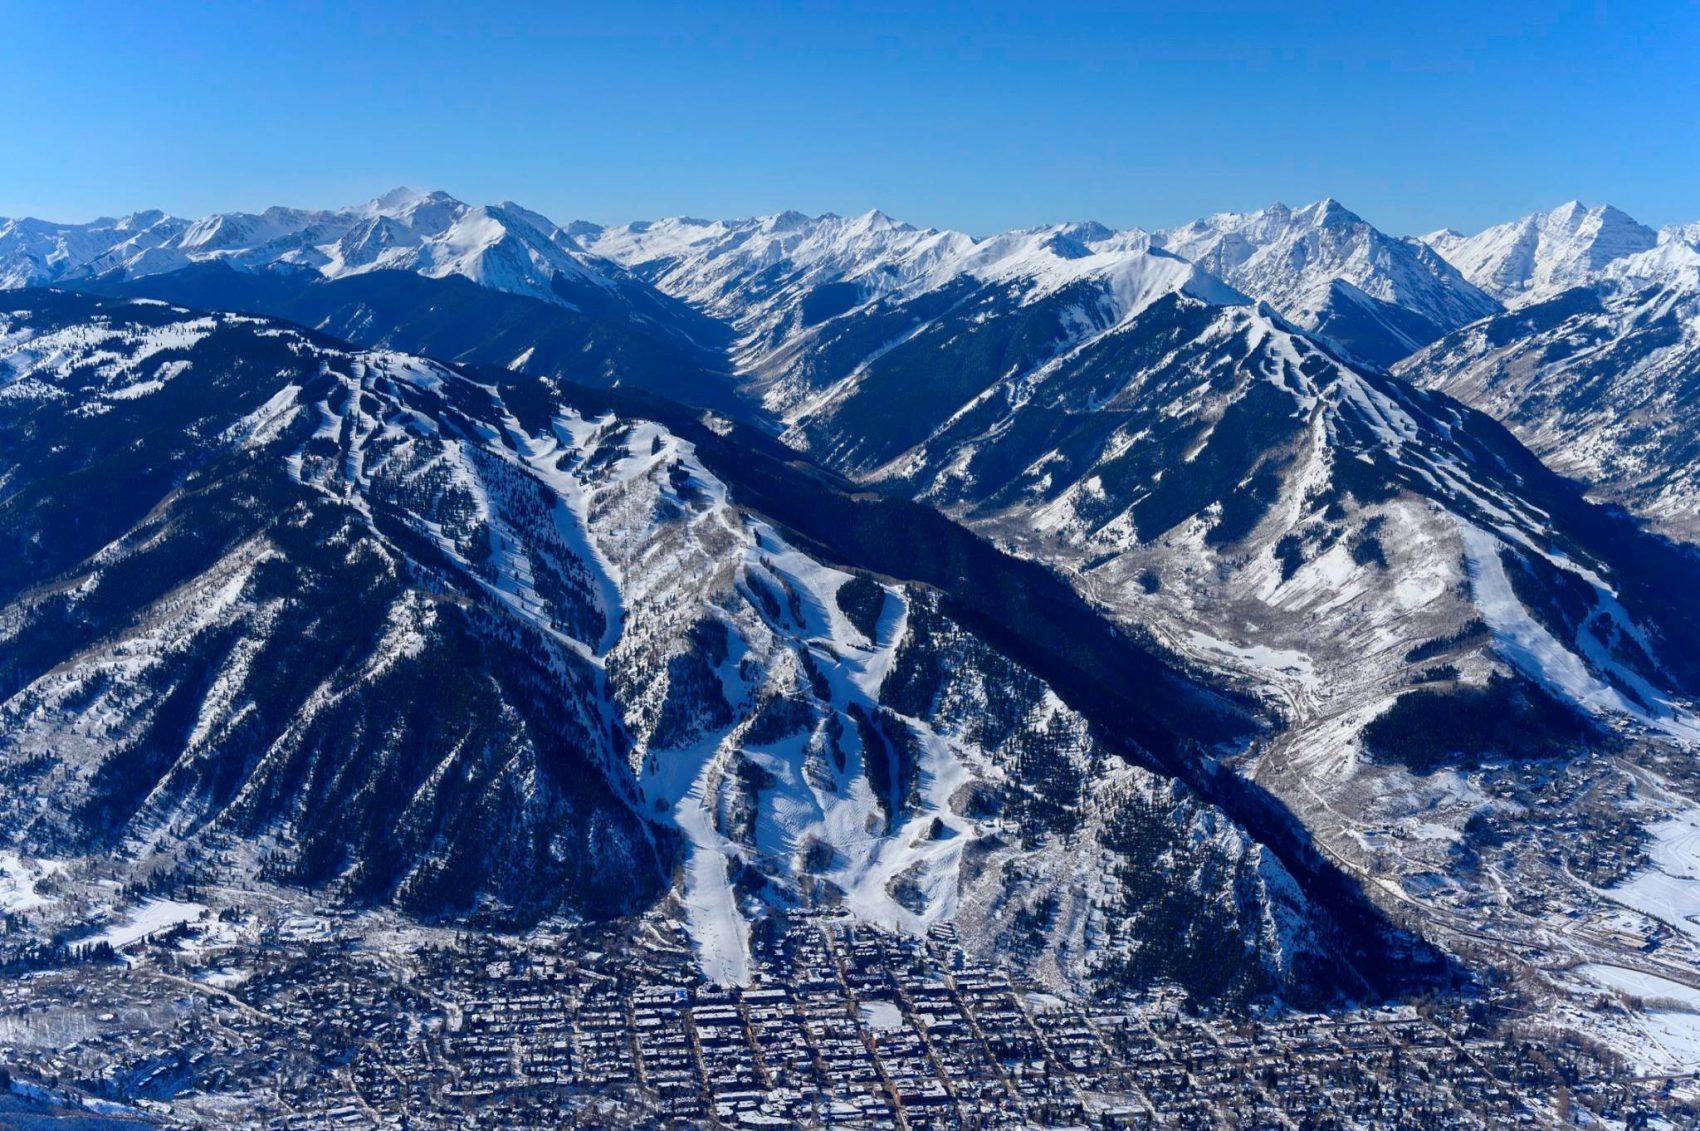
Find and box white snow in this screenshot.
[82,898,206,950]
[1184,630,1317,690]
[1457,520,1700,740]
[668,743,754,987]
[1580,963,1700,1008]
[0,853,65,913]
[1603,809,1700,941]
[1573,963,1700,1075]
[859,1000,904,1031]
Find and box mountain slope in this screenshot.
[706,233,1700,948]
[0,291,667,922]
[0,290,1423,1002]
[1399,229,1700,539]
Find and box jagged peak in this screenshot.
[1054,219,1116,243]
[1532,200,1648,234]
[1302,196,1363,226]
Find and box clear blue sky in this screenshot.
[2,1,1695,236]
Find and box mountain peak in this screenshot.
[1147,197,1498,365]
[1426,200,1659,303]
[850,207,906,232]
[370,185,433,211]
[1593,202,1646,227]
[760,209,815,232]
[1298,197,1363,228]
[116,208,171,230]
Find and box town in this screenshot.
[1,900,1689,1130]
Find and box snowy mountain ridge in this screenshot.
[1423,201,1661,305]
[1147,198,1503,366]
[11,189,1698,383]
[1400,220,1700,539]
[583,199,1503,372]
[0,188,620,307]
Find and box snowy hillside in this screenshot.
[0,290,1392,1001]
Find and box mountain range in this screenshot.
[5,187,1700,1049]
[12,188,1696,542]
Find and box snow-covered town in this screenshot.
[1,891,1693,1129]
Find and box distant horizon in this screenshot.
[2,2,1695,238]
[1,184,1682,244]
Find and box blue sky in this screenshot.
[2,1,1695,236]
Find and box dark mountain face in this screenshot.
[73,262,748,420]
[0,291,1433,1003]
[0,292,666,924]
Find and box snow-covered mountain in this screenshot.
[753,230,1700,733]
[577,211,1193,379]
[0,188,620,306]
[584,199,1499,371]
[1400,225,1700,539]
[616,217,1700,1012]
[0,209,189,290]
[1423,201,1659,306]
[0,289,1423,1002]
[1148,199,1502,367]
[577,209,972,344]
[11,191,1700,1040]
[23,193,1700,767]
[0,192,739,413]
